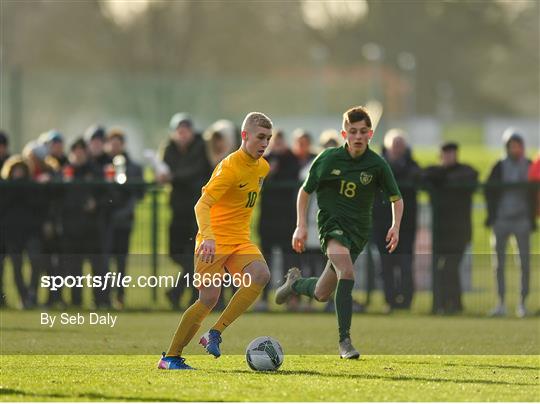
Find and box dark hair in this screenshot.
[441,142,459,152]
[505,134,524,149]
[0,130,8,146]
[70,137,87,152]
[293,128,312,143]
[84,124,106,142]
[272,129,285,139]
[343,106,372,128]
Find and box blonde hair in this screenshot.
[1,155,30,180]
[383,128,407,150]
[241,112,273,132]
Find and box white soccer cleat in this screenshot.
[489,303,507,317]
[339,338,360,360]
[516,303,527,318]
[274,267,301,305]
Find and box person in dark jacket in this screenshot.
[0,156,44,308]
[258,130,300,310]
[0,131,9,171]
[103,128,144,309]
[61,138,109,308]
[39,130,68,308]
[85,124,112,176]
[40,129,68,169]
[373,129,421,311]
[159,113,211,309]
[0,131,9,305]
[424,142,478,314]
[485,129,537,318]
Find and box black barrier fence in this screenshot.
[0,180,539,315]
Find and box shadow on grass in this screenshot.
[216,369,537,386]
[0,387,221,402]
[392,360,540,372]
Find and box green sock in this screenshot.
[292,277,318,298]
[335,279,354,342]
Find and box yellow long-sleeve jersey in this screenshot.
[196,148,270,245]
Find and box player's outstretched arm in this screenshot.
[292,188,310,253]
[386,198,404,253]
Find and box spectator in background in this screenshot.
[373,129,421,312]
[258,130,300,311]
[21,141,56,306]
[22,141,56,182]
[0,131,9,305]
[84,125,113,298]
[0,131,10,171]
[103,128,144,309]
[0,156,43,308]
[292,129,317,180]
[36,130,68,308]
[424,142,478,315]
[202,120,238,310]
[485,130,536,318]
[204,120,238,167]
[292,129,319,310]
[319,129,341,149]
[159,113,211,310]
[85,124,111,176]
[40,129,68,169]
[528,150,540,217]
[61,138,109,308]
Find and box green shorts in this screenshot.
[318,215,368,264]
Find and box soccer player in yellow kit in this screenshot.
[158,112,273,370]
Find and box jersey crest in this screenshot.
[360,171,373,185]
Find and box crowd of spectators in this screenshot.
[0,127,142,309]
[0,116,538,316]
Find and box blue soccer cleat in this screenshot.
[157,352,195,370]
[199,329,222,358]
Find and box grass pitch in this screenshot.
[1,354,539,402]
[1,310,539,401]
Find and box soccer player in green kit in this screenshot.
[275,106,404,359]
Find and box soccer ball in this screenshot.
[245,336,284,371]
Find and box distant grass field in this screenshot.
[2,311,539,355]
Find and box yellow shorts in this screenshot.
[194,238,266,277]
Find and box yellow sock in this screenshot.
[211,283,264,333]
[166,300,211,357]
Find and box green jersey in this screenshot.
[302,144,401,258]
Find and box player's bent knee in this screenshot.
[314,290,331,302]
[198,287,220,309]
[243,261,271,285]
